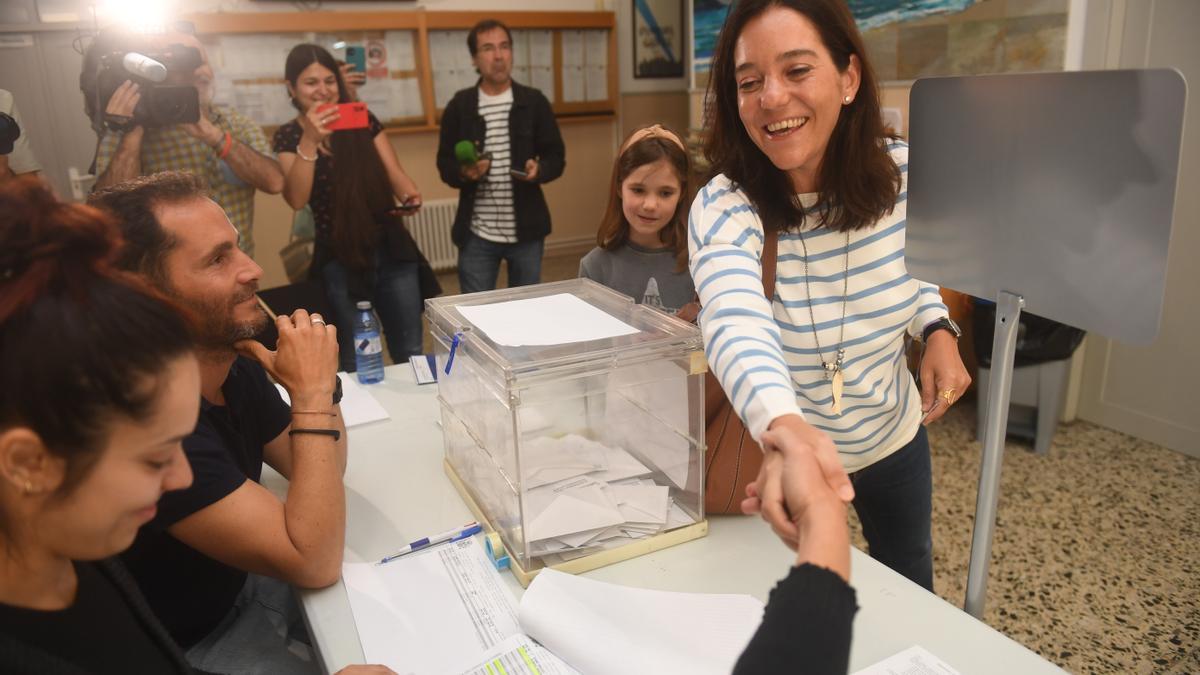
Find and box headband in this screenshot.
[619,124,686,155]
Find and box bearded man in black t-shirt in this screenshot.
[90,171,347,674]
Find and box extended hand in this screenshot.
[919,331,971,425]
[300,104,339,145]
[461,158,491,181]
[181,110,223,147]
[235,309,338,409]
[340,63,366,102]
[517,158,539,181]
[104,80,142,132]
[743,414,853,548]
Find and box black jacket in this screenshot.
[436,80,566,247]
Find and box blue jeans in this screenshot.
[457,231,544,293]
[849,425,934,591]
[324,251,423,372]
[185,574,318,674]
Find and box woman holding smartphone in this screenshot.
[275,43,436,371]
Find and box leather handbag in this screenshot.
[703,227,779,514]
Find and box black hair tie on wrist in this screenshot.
[288,428,341,442]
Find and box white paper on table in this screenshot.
[342,536,521,674]
[520,569,764,675]
[852,645,962,675]
[458,634,580,675]
[274,373,390,428]
[456,293,638,347]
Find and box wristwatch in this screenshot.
[922,317,962,344]
[332,375,343,405]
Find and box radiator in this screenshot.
[404,198,458,272]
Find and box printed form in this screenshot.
[342,537,521,674]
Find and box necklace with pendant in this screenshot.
[799,229,850,415]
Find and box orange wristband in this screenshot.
[217,131,233,159]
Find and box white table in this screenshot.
[268,366,1063,675]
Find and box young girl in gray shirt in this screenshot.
[579,125,697,319]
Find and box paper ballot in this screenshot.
[345,539,763,675]
[456,293,638,347]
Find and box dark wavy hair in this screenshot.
[285,43,393,269]
[88,170,209,288]
[704,0,900,233]
[596,128,691,272]
[0,177,192,497]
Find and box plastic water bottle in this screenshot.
[353,301,385,384]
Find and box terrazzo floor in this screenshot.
[429,253,1200,674]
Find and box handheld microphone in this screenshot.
[122,52,168,83]
[454,140,479,166]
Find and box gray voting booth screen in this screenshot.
[906,69,1186,344]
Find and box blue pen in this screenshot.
[378,522,482,565]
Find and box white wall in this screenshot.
[1074,0,1200,456]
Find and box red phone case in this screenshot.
[320,102,369,130]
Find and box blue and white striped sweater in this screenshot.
[688,141,948,471]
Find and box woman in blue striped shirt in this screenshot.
[690,0,971,591]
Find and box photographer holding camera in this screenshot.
[86,29,284,257]
[0,89,42,181]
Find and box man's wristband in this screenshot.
[289,428,341,442]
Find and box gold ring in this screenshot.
[940,388,955,404]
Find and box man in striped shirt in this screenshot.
[437,19,566,293]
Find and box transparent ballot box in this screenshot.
[426,279,708,584]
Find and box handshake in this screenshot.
[742,415,855,580]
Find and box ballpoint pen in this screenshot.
[378,522,482,565]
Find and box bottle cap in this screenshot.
[356,301,372,310]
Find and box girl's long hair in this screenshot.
[285,44,394,269]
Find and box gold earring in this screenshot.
[23,480,33,494]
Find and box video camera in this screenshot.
[82,35,204,130]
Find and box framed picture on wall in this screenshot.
[633,0,685,79]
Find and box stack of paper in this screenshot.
[520,434,696,562]
[342,537,763,675]
[520,569,764,675]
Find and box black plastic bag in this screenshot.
[973,299,1086,368]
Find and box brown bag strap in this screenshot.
[761,227,779,300]
[693,226,781,308]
